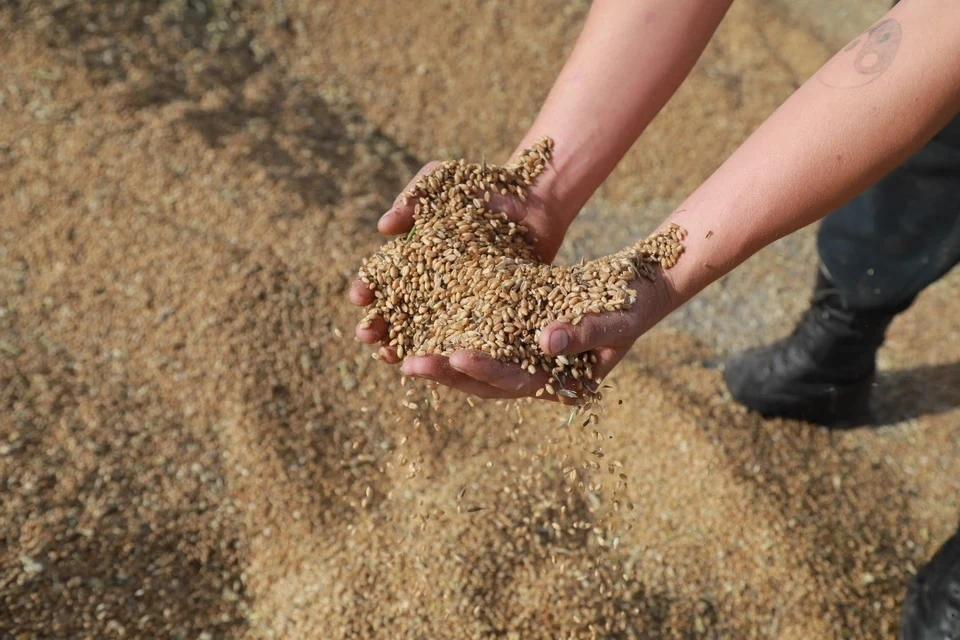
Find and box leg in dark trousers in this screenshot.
[728,4,960,638]
[723,112,960,427]
[818,114,960,314]
[724,110,960,640]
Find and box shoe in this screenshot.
[900,526,960,639]
[722,269,896,427]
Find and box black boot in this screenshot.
[722,269,897,427]
[900,527,960,639]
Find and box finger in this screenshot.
[590,347,626,383]
[378,345,401,364]
[540,311,637,356]
[449,351,579,404]
[349,279,375,306]
[401,355,519,399]
[377,199,415,235]
[356,315,388,343]
[448,350,547,395]
[377,161,442,235]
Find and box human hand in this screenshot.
[349,158,573,366]
[393,274,676,402]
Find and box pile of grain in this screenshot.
[357,137,685,399]
[321,461,656,639]
[3,3,948,639]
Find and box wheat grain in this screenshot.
[357,137,684,402]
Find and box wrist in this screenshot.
[658,197,752,311]
[510,131,601,231]
[527,159,580,231]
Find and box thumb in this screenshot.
[377,161,442,235]
[539,311,636,356]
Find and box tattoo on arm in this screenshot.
[818,19,902,88]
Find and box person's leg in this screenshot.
[723,113,960,426]
[818,115,960,315]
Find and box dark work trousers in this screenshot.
[817,112,960,313]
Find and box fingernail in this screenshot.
[549,330,569,354]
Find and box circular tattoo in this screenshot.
[819,19,902,88]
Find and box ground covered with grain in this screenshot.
[2,1,959,638]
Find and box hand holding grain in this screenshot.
[350,145,572,362]
[350,138,684,402]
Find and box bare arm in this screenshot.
[355,0,960,400]
[512,0,735,227]
[448,1,960,396]
[662,2,960,310]
[353,0,733,394]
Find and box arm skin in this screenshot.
[526,0,960,387]
[355,0,960,400]
[506,0,736,226]
[351,0,734,398]
[660,2,960,313]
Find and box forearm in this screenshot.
[513,0,733,225]
[664,2,960,307]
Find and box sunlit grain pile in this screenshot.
[320,460,659,639]
[4,2,957,639]
[358,137,685,399]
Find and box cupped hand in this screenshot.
[396,276,675,402]
[349,159,570,362]
[348,159,676,402]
